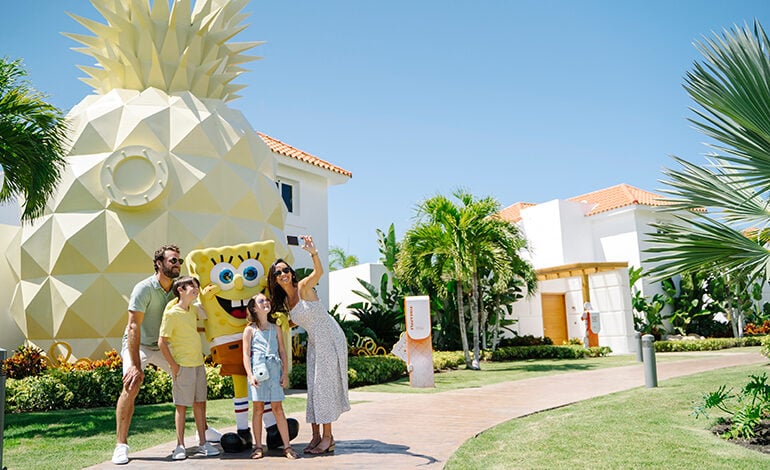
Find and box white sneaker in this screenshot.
[195,442,221,457]
[172,445,187,460]
[205,426,222,442]
[112,443,129,465]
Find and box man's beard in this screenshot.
[161,265,180,279]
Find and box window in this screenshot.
[275,180,294,213]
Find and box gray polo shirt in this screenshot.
[128,274,175,349]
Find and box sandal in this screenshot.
[308,438,334,454]
[250,447,263,459]
[284,446,299,460]
[303,437,321,453]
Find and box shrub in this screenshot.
[745,320,770,336]
[655,336,767,352]
[490,345,610,361]
[58,349,123,371]
[761,335,770,359]
[206,366,234,400]
[694,372,770,439]
[6,375,74,412]
[47,369,103,409]
[432,351,466,370]
[3,363,234,413]
[289,363,307,388]
[91,366,124,404]
[135,366,173,405]
[498,335,552,347]
[289,355,407,389]
[2,344,48,379]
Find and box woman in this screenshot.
[268,235,350,454]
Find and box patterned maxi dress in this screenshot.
[290,299,350,424]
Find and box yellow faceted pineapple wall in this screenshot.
[4,0,292,359]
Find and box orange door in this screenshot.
[541,293,568,345]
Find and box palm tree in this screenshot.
[0,58,68,223]
[647,21,770,279]
[477,220,537,349]
[399,197,473,366]
[398,189,535,369]
[328,245,360,271]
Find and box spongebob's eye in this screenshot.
[238,259,265,287]
[210,262,237,290]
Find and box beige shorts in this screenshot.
[172,365,207,406]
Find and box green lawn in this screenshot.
[2,397,305,469]
[354,350,739,394]
[445,362,770,469]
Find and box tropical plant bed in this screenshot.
[712,420,770,454]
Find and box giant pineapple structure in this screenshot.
[4,0,291,359]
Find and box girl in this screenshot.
[242,293,298,460]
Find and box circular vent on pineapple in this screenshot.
[100,146,168,208]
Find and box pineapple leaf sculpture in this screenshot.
[6,0,291,360]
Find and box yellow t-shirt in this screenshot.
[158,301,204,367]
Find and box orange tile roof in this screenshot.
[258,132,352,178]
[499,184,670,222]
[499,202,536,223]
[568,183,669,216]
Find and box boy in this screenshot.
[158,276,220,460]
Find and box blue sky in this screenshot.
[0,0,768,262]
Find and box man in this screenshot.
[112,244,220,465]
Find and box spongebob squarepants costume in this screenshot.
[187,240,294,451]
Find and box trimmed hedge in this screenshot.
[654,336,768,353]
[432,351,468,370]
[5,365,234,413]
[289,355,407,389]
[490,345,611,361]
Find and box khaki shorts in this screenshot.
[172,365,207,406]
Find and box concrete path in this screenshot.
[89,351,767,469]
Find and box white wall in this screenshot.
[277,160,335,308]
[589,269,636,354]
[520,199,594,269]
[328,263,389,319]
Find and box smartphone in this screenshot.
[287,235,300,246]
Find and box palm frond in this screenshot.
[683,21,770,189]
[651,21,770,279]
[0,58,68,223]
[646,215,770,280]
[659,156,770,226]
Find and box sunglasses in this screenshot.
[273,267,291,276]
[167,257,184,265]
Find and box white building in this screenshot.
[500,183,681,354]
[329,263,389,319]
[259,133,352,308]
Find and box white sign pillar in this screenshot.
[404,295,434,388]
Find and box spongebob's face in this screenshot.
[187,241,275,339]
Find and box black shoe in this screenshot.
[266,419,300,450]
[220,432,243,453]
[237,427,253,448]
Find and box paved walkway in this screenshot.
[89,351,767,469]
